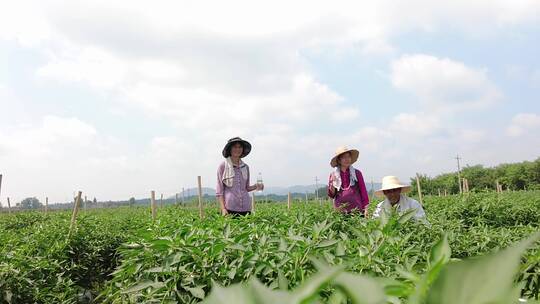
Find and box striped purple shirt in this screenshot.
[216,161,252,212]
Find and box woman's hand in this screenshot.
[256,183,264,191]
[218,196,227,216]
[328,185,335,195]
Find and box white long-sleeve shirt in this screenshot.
[373,194,427,222]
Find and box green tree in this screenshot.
[19,197,43,209]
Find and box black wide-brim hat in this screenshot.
[222,137,252,158]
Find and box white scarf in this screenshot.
[222,157,248,187]
[331,166,358,190]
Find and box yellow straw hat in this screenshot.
[330,146,360,168]
[374,176,411,197]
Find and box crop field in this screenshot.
[1,191,539,303]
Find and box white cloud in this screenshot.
[506,113,540,136]
[390,54,502,113]
[0,115,207,203]
[388,113,441,137]
[1,0,539,202]
[531,69,540,87]
[36,46,128,88]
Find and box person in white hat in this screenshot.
[327,146,370,215]
[372,176,427,221]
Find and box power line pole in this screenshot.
[182,187,185,205]
[455,155,462,194]
[315,176,320,204]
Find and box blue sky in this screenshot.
[1,0,539,203]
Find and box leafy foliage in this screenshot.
[0,191,539,303]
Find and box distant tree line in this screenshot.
[410,157,540,195]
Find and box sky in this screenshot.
[1,0,539,204]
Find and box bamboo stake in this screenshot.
[69,191,82,236]
[287,192,291,210]
[438,188,441,197]
[7,197,11,214]
[84,195,87,211]
[415,174,424,205]
[197,176,204,219]
[175,193,178,206]
[160,193,163,208]
[496,180,501,193]
[150,191,157,220]
[444,189,447,196]
[45,197,48,213]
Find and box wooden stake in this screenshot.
[251,192,255,214]
[175,193,178,206]
[69,191,82,236]
[45,197,48,213]
[0,174,3,208]
[496,180,500,193]
[287,192,291,210]
[197,176,204,219]
[150,191,157,220]
[438,188,441,197]
[7,197,11,214]
[444,189,447,196]
[415,174,424,205]
[84,195,87,211]
[160,193,163,208]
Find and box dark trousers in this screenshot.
[226,210,251,217]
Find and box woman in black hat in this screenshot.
[216,137,263,216]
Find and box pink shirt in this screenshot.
[327,168,369,213]
[216,161,251,212]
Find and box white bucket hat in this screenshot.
[374,176,411,197]
[330,146,360,168]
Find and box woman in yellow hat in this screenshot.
[327,146,370,216]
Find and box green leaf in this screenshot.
[290,265,343,303]
[203,278,291,304]
[426,231,540,304]
[333,272,387,304]
[429,234,451,267]
[122,280,165,294]
[398,209,417,224]
[227,268,237,279]
[336,241,346,256]
[317,239,338,248]
[278,269,289,290]
[187,286,206,299]
[228,244,247,251]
